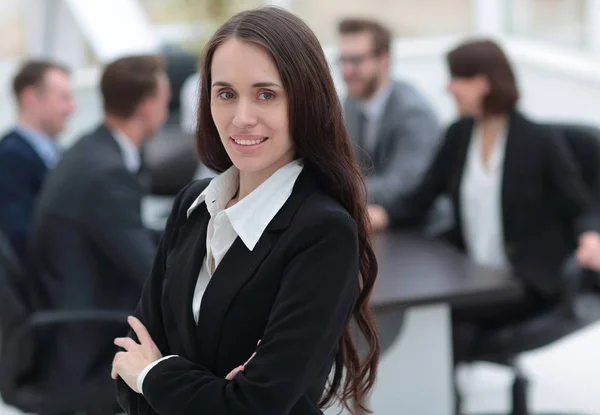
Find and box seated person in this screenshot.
[28,54,170,405]
[0,60,75,260]
[337,18,449,230]
[369,39,600,362]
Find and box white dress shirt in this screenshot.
[460,124,511,270]
[111,129,142,173]
[136,159,304,394]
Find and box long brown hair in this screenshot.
[196,6,380,412]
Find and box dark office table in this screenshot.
[327,232,523,415]
[371,231,523,308]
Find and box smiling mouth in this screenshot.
[231,137,268,146]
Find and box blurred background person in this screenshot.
[337,18,449,232]
[26,54,170,412]
[374,38,600,368]
[0,60,75,260]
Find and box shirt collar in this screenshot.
[15,125,60,168]
[111,129,142,173]
[187,159,304,250]
[359,82,393,120]
[471,122,508,171]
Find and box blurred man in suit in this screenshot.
[0,61,75,259]
[337,18,449,231]
[29,54,170,411]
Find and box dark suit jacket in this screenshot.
[388,110,599,299]
[28,124,157,397]
[116,168,360,415]
[0,130,49,260]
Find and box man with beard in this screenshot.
[338,18,447,231]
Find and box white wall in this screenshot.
[0,61,19,135]
[1,34,600,146]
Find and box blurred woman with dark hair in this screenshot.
[371,39,600,361]
[112,6,380,415]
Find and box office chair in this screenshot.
[142,128,199,196]
[552,123,600,197]
[0,230,129,414]
[461,123,600,415]
[465,255,600,415]
[138,44,202,197]
[161,43,199,127]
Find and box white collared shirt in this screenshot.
[187,158,304,321]
[111,129,141,173]
[136,158,304,393]
[460,124,510,270]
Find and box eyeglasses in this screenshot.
[336,51,378,67]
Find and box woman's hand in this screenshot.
[368,204,389,232]
[225,340,260,380]
[111,316,162,393]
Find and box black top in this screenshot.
[388,110,599,299]
[117,168,360,415]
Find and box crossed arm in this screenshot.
[114,207,360,415]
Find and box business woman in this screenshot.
[370,39,600,360]
[112,7,380,415]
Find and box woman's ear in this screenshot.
[475,74,491,94]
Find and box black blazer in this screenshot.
[116,168,360,415]
[28,125,157,398]
[0,130,49,260]
[388,110,598,299]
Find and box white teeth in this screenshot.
[233,138,266,146]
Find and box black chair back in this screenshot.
[0,230,34,396]
[0,229,29,332]
[162,44,199,126]
[550,123,600,198]
[0,231,128,412]
[143,128,199,196]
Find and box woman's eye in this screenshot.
[258,92,274,100]
[219,91,234,99]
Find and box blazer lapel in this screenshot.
[500,111,524,246]
[196,233,273,365]
[195,168,318,367]
[345,100,369,169]
[165,205,209,361]
[449,119,474,223]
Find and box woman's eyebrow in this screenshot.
[211,81,282,88]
